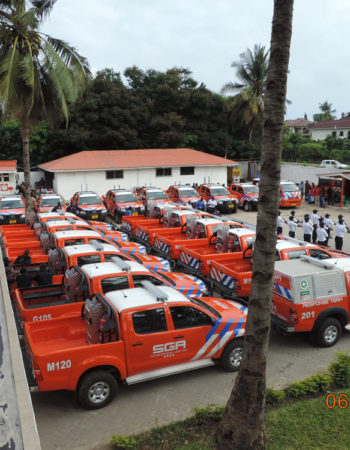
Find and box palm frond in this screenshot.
[31,0,57,20]
[0,38,20,111]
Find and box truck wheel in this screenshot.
[243,202,251,212]
[220,339,243,372]
[315,318,342,347]
[78,370,117,410]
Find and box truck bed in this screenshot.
[209,259,252,299]
[178,244,246,276]
[152,229,209,259]
[26,315,87,353]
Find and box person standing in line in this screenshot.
[207,196,217,214]
[304,180,310,201]
[302,214,313,243]
[311,209,321,226]
[287,215,297,238]
[290,210,300,224]
[310,183,316,204]
[335,215,349,251]
[314,184,321,207]
[276,211,285,235]
[316,222,328,246]
[324,213,334,245]
[319,186,326,208]
[299,181,304,200]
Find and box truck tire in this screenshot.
[243,202,251,212]
[78,370,118,410]
[220,339,243,372]
[315,317,342,347]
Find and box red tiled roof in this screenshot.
[285,118,312,127]
[310,117,350,129]
[0,160,16,172]
[38,149,237,172]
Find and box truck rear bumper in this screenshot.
[271,315,295,333]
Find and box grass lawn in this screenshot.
[111,391,350,449]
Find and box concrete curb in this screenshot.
[0,260,41,450]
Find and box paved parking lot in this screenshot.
[32,201,350,450]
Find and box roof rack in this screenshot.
[141,280,168,303]
[90,240,105,252]
[111,256,132,272]
[300,255,335,270]
[66,217,76,224]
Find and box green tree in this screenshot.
[0,0,91,214]
[313,101,336,122]
[221,44,269,142]
[218,1,294,448]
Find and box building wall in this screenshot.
[54,165,228,199]
[311,128,350,140]
[281,163,340,184]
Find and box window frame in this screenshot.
[180,166,195,176]
[106,170,124,179]
[156,168,172,177]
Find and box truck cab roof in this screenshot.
[105,286,190,313]
[229,228,255,238]
[54,230,101,239]
[319,257,350,271]
[80,261,149,278]
[63,243,119,256]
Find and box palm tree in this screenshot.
[313,101,336,122]
[221,44,269,143]
[0,0,91,215]
[218,1,294,448]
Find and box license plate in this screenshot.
[132,212,138,216]
[229,205,233,208]
[92,215,98,219]
[291,203,296,207]
[9,220,16,224]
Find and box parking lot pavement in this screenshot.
[33,201,350,450]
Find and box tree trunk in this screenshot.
[217,1,294,449]
[21,115,32,218]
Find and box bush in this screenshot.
[329,352,350,388]
[266,387,285,406]
[284,373,332,399]
[110,435,138,449]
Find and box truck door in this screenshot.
[168,305,214,363]
[125,307,174,375]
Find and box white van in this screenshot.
[320,160,348,169]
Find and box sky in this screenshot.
[41,0,350,121]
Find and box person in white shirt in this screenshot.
[302,214,313,243]
[311,209,321,226]
[316,222,328,246]
[290,210,300,224]
[323,213,334,245]
[276,212,285,235]
[207,196,217,214]
[335,216,348,250]
[287,215,297,238]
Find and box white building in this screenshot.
[310,116,350,140]
[38,148,237,199]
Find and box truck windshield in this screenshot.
[0,199,23,209]
[41,197,62,206]
[178,188,198,197]
[147,191,168,200]
[244,185,259,194]
[116,193,138,202]
[79,195,101,205]
[210,187,230,196]
[191,298,221,318]
[281,183,299,192]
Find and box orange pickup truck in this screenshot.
[152,216,242,261]
[24,282,247,409]
[178,226,255,278]
[209,238,347,302]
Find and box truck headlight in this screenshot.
[102,209,107,213]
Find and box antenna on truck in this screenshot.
[300,255,335,270]
[141,280,168,304]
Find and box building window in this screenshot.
[106,170,123,179]
[332,131,337,137]
[156,168,172,177]
[340,131,344,137]
[180,166,195,176]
